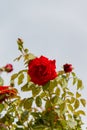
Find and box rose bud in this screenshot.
[17,38,23,45]
[4,64,13,73]
[63,63,73,73]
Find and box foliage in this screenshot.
[0,38,86,130]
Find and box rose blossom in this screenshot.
[0,86,17,102]
[4,64,13,73]
[28,56,57,85]
[63,63,73,73]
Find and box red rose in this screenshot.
[63,63,73,73]
[4,64,13,73]
[28,56,57,85]
[0,86,17,102]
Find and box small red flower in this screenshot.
[63,63,73,73]
[0,86,17,102]
[28,56,57,85]
[4,64,13,73]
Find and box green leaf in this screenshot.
[43,81,50,91]
[21,83,34,92]
[74,110,85,116]
[60,102,66,114]
[28,53,36,60]
[40,92,46,98]
[0,104,4,112]
[45,100,52,110]
[21,110,29,121]
[17,38,23,52]
[35,96,42,107]
[71,72,76,77]
[24,48,29,53]
[24,97,34,109]
[27,74,31,82]
[16,121,23,125]
[74,99,80,109]
[0,76,4,85]
[51,96,59,105]
[32,86,41,97]
[70,97,75,104]
[57,98,64,105]
[18,73,24,85]
[15,128,24,130]
[60,78,68,88]
[3,114,14,124]
[24,54,30,61]
[55,87,60,96]
[18,69,27,74]
[60,119,67,129]
[77,79,83,90]
[67,91,74,96]
[51,96,63,105]
[48,80,57,93]
[68,114,72,119]
[21,83,29,91]
[11,73,18,80]
[66,99,71,103]
[80,98,86,107]
[73,77,77,85]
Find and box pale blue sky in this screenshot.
[0,0,87,128]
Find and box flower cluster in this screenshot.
[0,39,86,130]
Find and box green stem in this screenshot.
[50,122,53,130]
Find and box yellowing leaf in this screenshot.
[74,110,85,116]
[74,99,80,109]
[76,92,81,98]
[80,98,86,107]
[67,104,73,112]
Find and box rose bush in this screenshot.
[0,38,86,130]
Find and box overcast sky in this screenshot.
[0,0,87,128]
